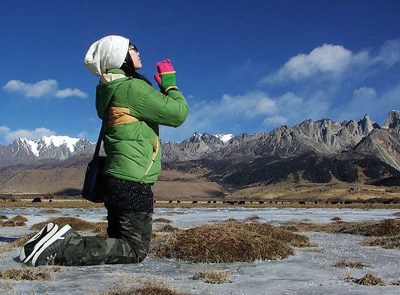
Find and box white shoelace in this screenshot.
[45,253,57,265]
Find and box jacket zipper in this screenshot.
[144,139,159,176]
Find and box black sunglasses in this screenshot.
[129,44,139,52]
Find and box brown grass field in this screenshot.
[1,197,400,210]
[1,180,399,210]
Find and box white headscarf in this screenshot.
[84,35,130,76]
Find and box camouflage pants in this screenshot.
[55,211,152,266]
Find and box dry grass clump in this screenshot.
[31,217,101,232]
[334,219,400,237]
[0,232,35,253]
[333,259,365,269]
[301,247,324,253]
[157,225,180,233]
[101,278,187,295]
[331,216,342,222]
[244,215,263,222]
[31,217,107,240]
[0,267,60,281]
[153,218,172,224]
[38,209,62,214]
[342,272,385,286]
[192,269,231,284]
[279,220,339,232]
[281,218,400,237]
[153,220,310,263]
[11,215,28,223]
[281,218,400,251]
[92,222,108,237]
[0,215,28,227]
[127,284,185,295]
[391,212,400,218]
[364,235,400,249]
[371,219,400,236]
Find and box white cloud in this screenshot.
[0,126,10,134]
[262,91,330,128]
[353,87,377,100]
[342,86,379,118]
[3,80,57,98]
[266,44,353,83]
[263,39,400,84]
[263,116,288,126]
[3,79,88,98]
[77,131,89,139]
[376,39,400,67]
[0,126,56,143]
[160,91,278,140]
[160,89,332,141]
[384,84,400,105]
[220,91,277,118]
[56,88,87,98]
[336,83,400,122]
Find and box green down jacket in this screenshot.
[95,69,188,184]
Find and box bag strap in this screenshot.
[93,100,112,159]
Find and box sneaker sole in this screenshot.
[31,224,72,266]
[20,223,59,263]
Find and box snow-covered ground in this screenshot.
[1,207,400,294]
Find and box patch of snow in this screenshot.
[42,135,80,153]
[215,134,234,142]
[21,138,40,156]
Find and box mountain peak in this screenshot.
[40,135,82,151]
[4,135,92,163]
[358,113,377,134]
[188,132,234,143]
[17,135,83,155]
[382,110,400,129]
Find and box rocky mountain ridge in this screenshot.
[160,111,400,191]
[0,136,94,168]
[0,111,399,195]
[1,111,399,170]
[163,111,400,170]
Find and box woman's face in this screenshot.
[129,45,142,69]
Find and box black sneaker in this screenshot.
[19,223,59,263]
[31,224,73,266]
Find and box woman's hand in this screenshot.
[154,59,178,93]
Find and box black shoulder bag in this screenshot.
[82,104,110,203]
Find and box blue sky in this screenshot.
[0,0,399,144]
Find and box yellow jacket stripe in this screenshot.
[107,107,138,127]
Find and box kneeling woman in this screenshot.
[19,35,188,266]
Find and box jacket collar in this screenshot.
[101,68,127,84]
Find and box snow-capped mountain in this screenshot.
[215,134,234,142]
[0,136,94,167]
[0,111,399,172]
[0,111,399,195]
[20,136,85,156]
